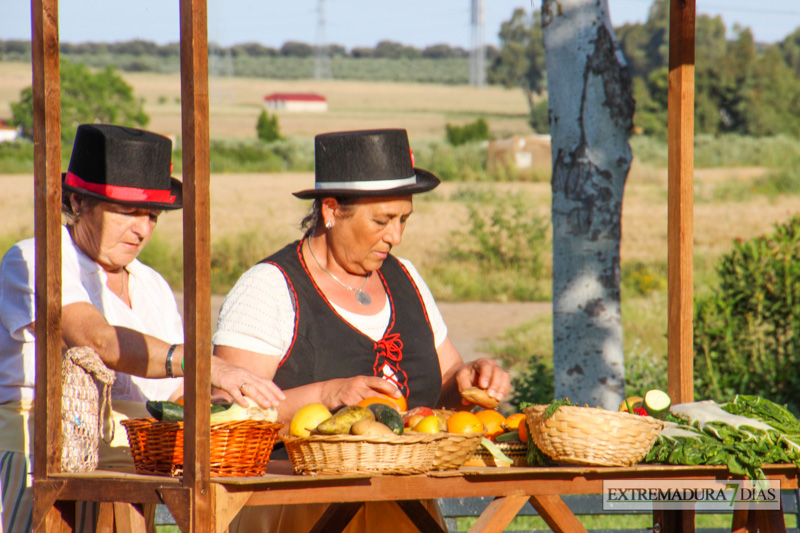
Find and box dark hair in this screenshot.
[300,197,357,237]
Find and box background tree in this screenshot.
[256,109,282,142]
[10,59,148,140]
[542,0,634,409]
[487,8,546,110]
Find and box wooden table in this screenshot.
[42,462,798,532]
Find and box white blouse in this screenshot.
[213,256,448,363]
[0,226,184,403]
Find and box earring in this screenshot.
[325,221,333,229]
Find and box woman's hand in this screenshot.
[453,358,511,406]
[209,355,286,408]
[318,375,402,411]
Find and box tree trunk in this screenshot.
[542,0,634,409]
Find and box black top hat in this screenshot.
[62,124,182,210]
[292,129,440,199]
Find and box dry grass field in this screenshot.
[0,61,533,141]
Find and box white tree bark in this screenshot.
[542,0,634,409]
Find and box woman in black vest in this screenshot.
[213,128,510,422]
[213,128,511,532]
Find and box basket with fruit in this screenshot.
[281,401,445,475]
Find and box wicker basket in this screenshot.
[523,404,661,467]
[468,441,528,467]
[431,432,485,470]
[122,418,283,477]
[280,433,442,475]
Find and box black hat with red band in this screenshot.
[63,124,182,211]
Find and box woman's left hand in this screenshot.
[454,357,511,405]
[209,355,286,408]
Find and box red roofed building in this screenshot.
[0,119,20,143]
[263,93,328,113]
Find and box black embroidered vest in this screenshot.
[263,240,442,408]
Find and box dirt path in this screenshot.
[174,293,550,363]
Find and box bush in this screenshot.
[693,216,800,415]
[256,109,282,142]
[445,118,490,146]
[423,188,551,302]
[528,99,550,134]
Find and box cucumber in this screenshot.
[643,389,671,420]
[495,431,522,443]
[367,403,404,434]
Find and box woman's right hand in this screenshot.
[209,355,286,408]
[319,375,402,411]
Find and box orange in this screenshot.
[474,409,506,441]
[446,411,485,434]
[518,419,529,444]
[356,393,407,412]
[504,413,526,431]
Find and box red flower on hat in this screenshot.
[409,148,415,167]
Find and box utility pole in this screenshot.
[315,0,333,79]
[469,0,486,87]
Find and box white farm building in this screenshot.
[0,120,20,143]
[263,93,328,113]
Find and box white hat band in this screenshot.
[315,175,418,191]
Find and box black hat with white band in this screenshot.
[292,129,440,199]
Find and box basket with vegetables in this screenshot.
[524,398,663,467]
[121,401,283,477]
[281,403,445,475]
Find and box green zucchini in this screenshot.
[643,389,671,420]
[367,403,404,435]
[145,401,232,422]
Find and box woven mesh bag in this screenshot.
[61,346,116,473]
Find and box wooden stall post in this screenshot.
[30,0,70,529]
[665,0,696,530]
[667,0,695,405]
[179,0,213,530]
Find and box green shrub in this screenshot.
[694,216,800,415]
[621,261,667,296]
[423,188,551,302]
[528,98,550,134]
[447,188,548,272]
[445,118,489,146]
[256,109,282,142]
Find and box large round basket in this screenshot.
[523,404,661,467]
[431,432,485,470]
[280,433,442,475]
[121,418,283,477]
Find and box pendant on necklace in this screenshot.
[355,289,372,306]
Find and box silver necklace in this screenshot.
[307,240,372,306]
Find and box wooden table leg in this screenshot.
[528,494,588,533]
[308,502,364,533]
[653,509,695,532]
[112,502,147,533]
[467,495,529,533]
[732,507,787,532]
[395,500,447,533]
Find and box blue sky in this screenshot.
[1,0,799,49]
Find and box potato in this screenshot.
[460,386,499,409]
[350,419,394,436]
